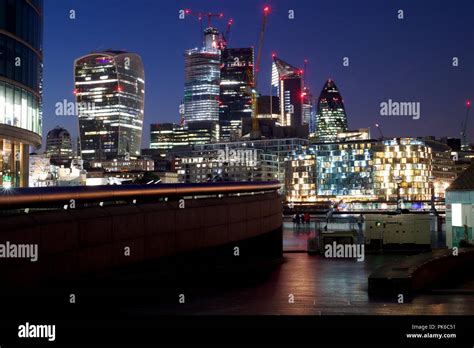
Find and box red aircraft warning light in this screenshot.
[263,6,271,13]
[467,100,471,108]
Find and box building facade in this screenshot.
[315,79,348,143]
[373,138,432,201]
[315,140,377,199]
[175,148,278,183]
[423,137,458,198]
[74,51,145,162]
[285,138,434,203]
[149,121,219,154]
[150,123,176,154]
[302,86,314,130]
[90,158,154,173]
[271,57,303,127]
[183,27,221,125]
[285,152,317,202]
[445,164,474,248]
[45,126,73,166]
[257,95,280,122]
[0,0,43,187]
[219,48,254,141]
[194,138,309,189]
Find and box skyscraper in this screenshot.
[45,126,73,166]
[315,79,348,142]
[257,96,280,121]
[74,51,145,162]
[219,47,254,141]
[0,0,43,188]
[150,123,176,153]
[183,29,221,125]
[302,86,314,131]
[271,57,303,127]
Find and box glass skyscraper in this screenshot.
[219,47,254,141]
[183,28,221,125]
[74,51,145,162]
[315,79,348,142]
[0,0,43,187]
[302,86,314,130]
[271,57,303,127]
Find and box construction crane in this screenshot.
[220,18,234,49]
[303,59,308,86]
[250,5,271,140]
[461,100,471,150]
[375,123,384,140]
[185,10,224,46]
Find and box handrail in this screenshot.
[0,181,281,209]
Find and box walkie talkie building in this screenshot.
[74,51,145,162]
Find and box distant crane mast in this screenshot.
[221,18,233,49]
[185,10,224,47]
[375,123,384,140]
[461,100,471,150]
[303,59,308,87]
[250,5,271,140]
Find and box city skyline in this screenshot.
[2,2,474,343]
[42,0,473,148]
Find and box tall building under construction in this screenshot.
[271,57,304,127]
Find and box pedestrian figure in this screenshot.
[304,212,310,224]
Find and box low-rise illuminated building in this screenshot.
[285,137,435,203]
[175,148,278,183]
[423,137,458,198]
[194,138,309,187]
[149,121,219,155]
[90,158,154,173]
[315,140,377,199]
[336,128,371,142]
[29,156,87,187]
[285,152,317,202]
[373,138,432,201]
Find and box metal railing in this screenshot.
[0,181,281,211]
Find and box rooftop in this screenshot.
[447,163,474,191]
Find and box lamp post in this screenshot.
[394,176,403,213]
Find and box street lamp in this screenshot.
[394,176,403,213]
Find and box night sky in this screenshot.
[43,0,474,149]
